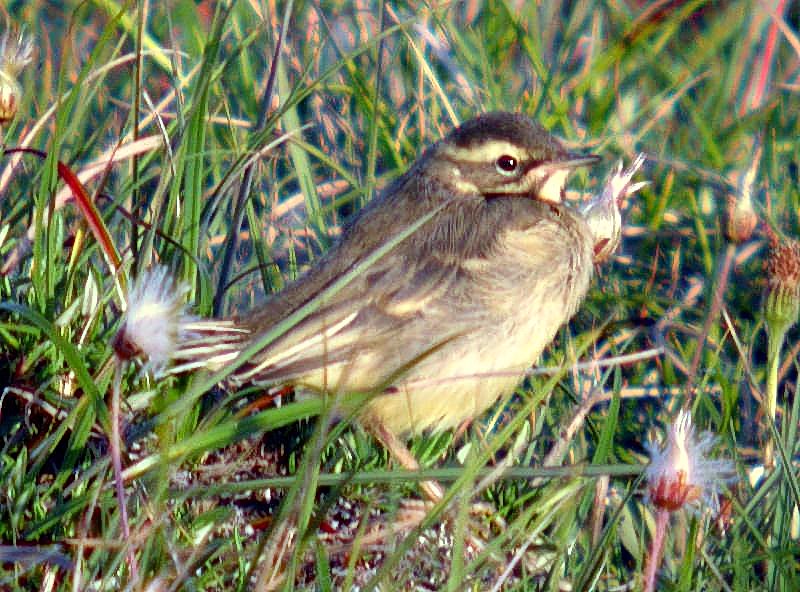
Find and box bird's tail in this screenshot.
[169,318,251,375]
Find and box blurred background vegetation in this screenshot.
[0,0,799,590]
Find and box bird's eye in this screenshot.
[495,154,518,175]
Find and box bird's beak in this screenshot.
[532,154,600,203]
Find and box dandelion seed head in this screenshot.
[113,265,193,376]
[645,410,736,515]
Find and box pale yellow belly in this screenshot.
[292,208,594,436]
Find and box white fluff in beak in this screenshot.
[582,153,648,262]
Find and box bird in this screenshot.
[171,111,603,488]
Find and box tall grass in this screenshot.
[0,0,798,589]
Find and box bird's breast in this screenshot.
[362,208,595,435]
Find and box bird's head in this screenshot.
[424,112,598,203]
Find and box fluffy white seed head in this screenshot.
[113,266,194,376]
[645,409,736,514]
[582,153,648,262]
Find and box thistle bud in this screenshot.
[764,235,800,334]
[581,153,648,262]
[0,28,33,125]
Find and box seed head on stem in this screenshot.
[764,234,800,335]
[762,232,800,467]
[643,410,736,592]
[645,409,736,514]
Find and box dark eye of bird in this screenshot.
[495,154,518,174]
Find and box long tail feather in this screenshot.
[170,319,250,375]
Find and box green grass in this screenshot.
[1,0,799,589]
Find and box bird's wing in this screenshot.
[171,198,572,386]
[226,198,552,388]
[227,251,465,389]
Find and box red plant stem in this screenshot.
[644,508,670,592]
[111,362,138,582]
